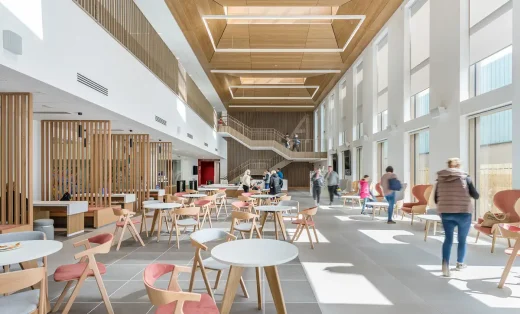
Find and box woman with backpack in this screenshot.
[380,166,400,224]
[311,168,324,205]
[435,158,479,277]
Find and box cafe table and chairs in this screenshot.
[250,194,275,206]
[144,202,182,242]
[416,214,442,241]
[211,238,299,314]
[365,201,389,220]
[256,205,292,240]
[197,187,219,195]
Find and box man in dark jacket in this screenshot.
[269,171,282,195]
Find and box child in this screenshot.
[359,175,373,214]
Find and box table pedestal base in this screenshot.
[259,212,287,240]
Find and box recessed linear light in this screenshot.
[211,69,341,74]
[229,105,315,108]
[202,15,365,53]
[229,85,319,100]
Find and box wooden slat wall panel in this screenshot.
[112,134,150,211]
[227,138,276,173]
[282,162,314,188]
[229,112,313,138]
[41,120,112,207]
[150,142,174,194]
[73,0,216,127]
[0,93,33,227]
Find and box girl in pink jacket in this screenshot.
[359,175,373,214]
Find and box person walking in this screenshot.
[292,134,301,151]
[311,168,324,205]
[324,166,339,205]
[435,158,479,277]
[359,175,374,214]
[241,169,251,193]
[277,168,284,180]
[380,166,400,224]
[269,170,282,195]
[263,170,270,190]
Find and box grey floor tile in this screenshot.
[104,264,146,280]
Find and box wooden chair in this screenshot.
[169,206,201,249]
[231,201,253,213]
[186,189,198,194]
[143,263,219,314]
[497,223,520,288]
[52,233,114,314]
[280,200,299,220]
[230,211,262,239]
[291,207,319,249]
[0,267,46,314]
[375,182,385,202]
[189,229,248,300]
[112,207,145,251]
[195,196,215,228]
[215,192,228,219]
[164,194,174,203]
[238,195,256,206]
[401,185,433,225]
[140,200,162,237]
[475,190,520,253]
[241,192,253,197]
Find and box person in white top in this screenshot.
[241,169,251,193]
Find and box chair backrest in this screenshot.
[144,264,201,309]
[231,210,257,222]
[164,194,174,203]
[375,183,384,196]
[174,206,201,217]
[0,231,45,243]
[351,181,359,193]
[238,195,252,203]
[242,192,253,197]
[232,201,251,210]
[494,190,520,222]
[301,207,318,217]
[186,189,197,194]
[112,207,127,217]
[412,185,433,205]
[0,267,46,312]
[194,199,211,207]
[279,195,292,201]
[278,200,299,210]
[74,233,114,261]
[190,229,231,245]
[215,192,226,199]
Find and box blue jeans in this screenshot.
[361,192,375,214]
[265,182,269,190]
[441,213,472,264]
[385,192,396,221]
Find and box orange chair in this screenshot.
[291,207,319,249]
[112,207,145,251]
[52,233,114,314]
[401,185,433,225]
[143,263,219,314]
[375,182,385,201]
[474,190,520,253]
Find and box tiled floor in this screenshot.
[45,191,520,313]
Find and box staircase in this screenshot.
[218,116,327,161]
[226,156,292,184]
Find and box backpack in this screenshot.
[60,192,72,201]
[388,178,402,191]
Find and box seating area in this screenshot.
[2,0,520,313]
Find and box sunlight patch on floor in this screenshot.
[286,228,330,243]
[419,265,520,308]
[359,230,414,244]
[302,262,393,305]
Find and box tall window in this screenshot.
[410,129,430,185]
[469,107,512,218]
[356,147,363,180]
[377,140,388,178]
[376,36,388,132]
[339,82,347,146]
[354,63,364,140]
[469,0,512,96]
[409,0,430,119]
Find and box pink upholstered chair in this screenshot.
[474,190,520,253]
[401,185,433,225]
[143,263,219,314]
[194,198,213,228]
[52,233,114,314]
[231,201,253,213]
[112,207,145,251]
[291,207,319,249]
[241,192,253,197]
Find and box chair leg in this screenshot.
[312,226,319,244]
[60,271,88,314]
[51,281,73,312]
[116,223,127,251]
[304,224,314,249]
[93,265,114,314]
[128,222,145,247]
[188,259,197,293]
[475,231,480,243]
[508,238,512,248]
[254,225,263,239]
[176,223,181,249]
[240,277,249,298]
[199,264,214,300]
[214,270,222,289]
[410,213,414,225]
[491,235,497,253]
[499,241,520,288]
[291,225,301,243]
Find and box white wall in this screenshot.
[0,0,226,159]
[315,0,519,199]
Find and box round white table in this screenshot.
[416,214,442,241]
[365,201,389,220]
[0,240,63,311]
[184,194,208,198]
[256,206,292,240]
[144,203,182,242]
[197,188,219,195]
[211,239,298,314]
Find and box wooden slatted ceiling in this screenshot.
[41,121,112,207]
[0,93,33,227]
[165,0,403,109]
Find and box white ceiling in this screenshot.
[0,65,221,160]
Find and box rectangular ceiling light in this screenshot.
[202,15,365,53]
[211,69,341,74]
[229,85,319,100]
[240,77,306,85]
[229,105,315,108]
